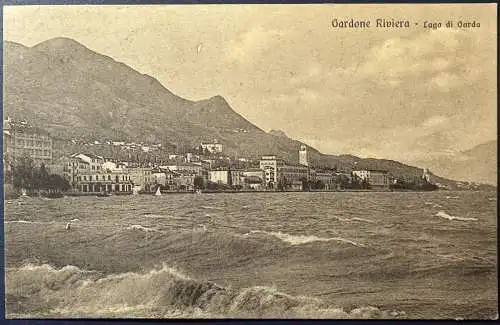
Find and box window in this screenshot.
[83,176,87,181]
[89,176,93,181]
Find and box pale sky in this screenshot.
[3,4,497,165]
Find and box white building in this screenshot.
[352,169,389,188]
[200,140,223,153]
[70,153,104,172]
[159,162,204,175]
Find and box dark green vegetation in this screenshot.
[4,156,71,197]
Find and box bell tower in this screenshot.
[422,168,431,182]
[299,144,309,167]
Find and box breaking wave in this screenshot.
[5,220,53,225]
[435,211,477,222]
[5,263,405,319]
[143,214,176,219]
[242,230,365,247]
[126,225,159,232]
[424,202,442,208]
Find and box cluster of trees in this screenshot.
[274,178,327,191]
[5,156,71,195]
[390,178,438,191]
[344,175,371,190]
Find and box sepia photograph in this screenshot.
[2,3,498,319]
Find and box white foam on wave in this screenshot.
[201,206,224,210]
[5,220,52,224]
[143,214,174,219]
[435,211,477,222]
[445,196,460,199]
[437,254,466,262]
[191,225,208,232]
[126,224,159,232]
[6,263,405,319]
[243,230,365,247]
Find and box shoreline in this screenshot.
[6,188,470,199]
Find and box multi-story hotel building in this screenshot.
[128,167,154,192]
[60,153,133,193]
[3,119,53,168]
[259,155,309,189]
[75,171,132,193]
[159,162,204,176]
[352,169,389,188]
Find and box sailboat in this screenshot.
[21,188,28,197]
[155,186,162,196]
[132,186,141,195]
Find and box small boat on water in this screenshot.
[195,189,203,195]
[155,186,162,196]
[132,186,141,195]
[96,191,110,197]
[21,188,28,197]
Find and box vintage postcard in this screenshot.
[2,3,497,319]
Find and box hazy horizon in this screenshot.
[3,4,497,164]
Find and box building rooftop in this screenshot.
[353,169,389,174]
[4,122,51,136]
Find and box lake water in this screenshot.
[4,191,498,319]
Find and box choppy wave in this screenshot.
[242,230,365,247]
[335,216,375,224]
[5,220,53,224]
[425,202,443,208]
[126,225,159,232]
[201,206,225,211]
[5,263,405,319]
[143,214,175,219]
[349,217,376,224]
[435,211,477,222]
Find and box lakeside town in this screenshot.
[3,117,449,198]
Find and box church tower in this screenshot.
[422,168,431,182]
[299,144,309,167]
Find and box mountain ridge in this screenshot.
[3,37,490,188]
[413,140,497,185]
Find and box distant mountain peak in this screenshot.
[4,37,469,188]
[269,130,289,138]
[33,37,86,49]
[207,95,228,104]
